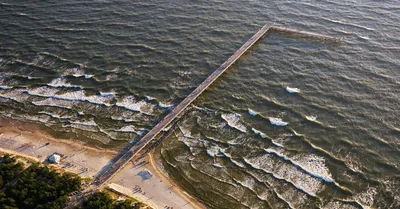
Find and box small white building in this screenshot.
[48,154,61,164]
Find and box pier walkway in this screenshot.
[93,23,273,187]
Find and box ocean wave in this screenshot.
[0,89,30,102]
[269,117,288,126]
[264,147,334,183]
[248,108,258,116]
[286,86,301,93]
[55,90,114,106]
[32,98,75,109]
[69,119,97,127]
[99,91,116,97]
[251,128,285,148]
[321,201,360,209]
[206,144,223,157]
[158,102,174,108]
[38,111,72,120]
[115,96,155,115]
[221,113,247,133]
[0,85,10,90]
[113,125,145,136]
[243,154,325,197]
[47,77,79,88]
[177,135,205,156]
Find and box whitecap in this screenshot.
[244,154,325,197]
[55,90,113,106]
[70,119,97,127]
[38,111,72,119]
[47,77,79,88]
[99,91,115,97]
[265,147,334,183]
[0,85,10,90]
[252,128,268,138]
[206,145,221,157]
[158,102,173,108]
[286,87,300,93]
[305,115,317,121]
[84,75,94,79]
[145,95,155,101]
[114,125,146,136]
[269,117,288,126]
[116,96,154,114]
[212,163,224,168]
[248,108,258,116]
[221,113,247,133]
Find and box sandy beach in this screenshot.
[0,119,205,209]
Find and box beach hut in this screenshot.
[48,154,61,164]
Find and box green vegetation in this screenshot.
[77,191,140,209]
[0,154,24,188]
[0,154,82,209]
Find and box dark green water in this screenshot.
[0,0,399,208]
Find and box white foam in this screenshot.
[84,75,93,79]
[321,201,359,209]
[38,111,72,119]
[265,147,334,183]
[116,96,154,115]
[177,136,204,155]
[70,119,97,127]
[0,85,10,90]
[63,67,85,77]
[158,102,173,108]
[305,115,317,121]
[221,113,247,133]
[55,90,113,106]
[252,128,268,138]
[286,87,301,93]
[48,77,79,88]
[99,91,115,97]
[0,89,30,102]
[32,98,74,109]
[28,86,59,97]
[244,154,325,197]
[212,163,224,168]
[114,125,145,136]
[269,117,288,126]
[351,187,378,209]
[206,145,221,157]
[145,95,155,101]
[248,108,258,116]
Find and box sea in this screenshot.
[0,0,399,208]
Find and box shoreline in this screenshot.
[0,119,204,209]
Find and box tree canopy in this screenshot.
[78,191,139,209]
[0,154,82,209]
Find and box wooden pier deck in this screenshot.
[270,26,341,42]
[93,23,273,187]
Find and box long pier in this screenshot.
[93,23,273,186]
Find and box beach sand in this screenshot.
[0,119,205,209]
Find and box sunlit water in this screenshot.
[0,0,399,208]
